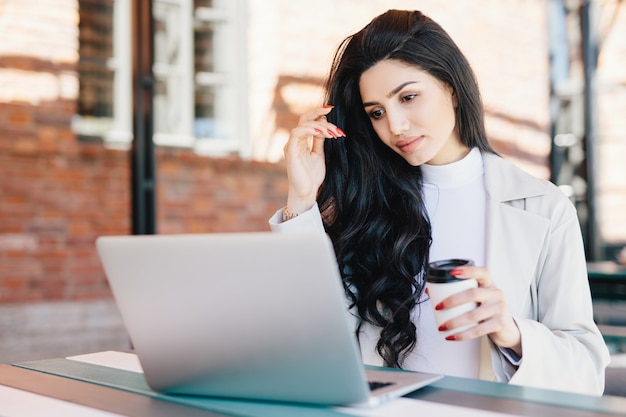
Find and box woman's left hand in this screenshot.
[431,266,522,355]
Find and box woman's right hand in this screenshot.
[283,105,345,214]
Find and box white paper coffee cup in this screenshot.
[426,259,478,338]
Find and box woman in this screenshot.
[270,9,609,395]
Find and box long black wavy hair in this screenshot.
[318,10,496,368]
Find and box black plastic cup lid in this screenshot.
[426,258,474,283]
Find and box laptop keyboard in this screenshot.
[368,381,394,391]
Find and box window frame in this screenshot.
[73,0,249,157]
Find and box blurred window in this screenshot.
[74,0,120,142]
[74,0,248,156]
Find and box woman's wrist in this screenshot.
[489,317,523,356]
[281,207,300,222]
[286,194,316,217]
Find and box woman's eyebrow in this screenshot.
[362,81,419,108]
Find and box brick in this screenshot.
[68,220,94,236]
[37,126,59,153]
[0,195,29,213]
[0,234,38,251]
[0,277,27,289]
[12,137,39,155]
[8,108,32,125]
[26,219,68,235]
[36,249,70,261]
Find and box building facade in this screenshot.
[0,0,625,362]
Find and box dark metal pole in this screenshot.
[581,0,599,260]
[131,0,156,235]
[547,0,569,185]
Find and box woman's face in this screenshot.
[359,59,468,166]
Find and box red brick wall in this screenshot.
[0,136,129,302]
[0,133,287,302]
[2,0,625,306]
[157,150,286,235]
[0,1,289,303]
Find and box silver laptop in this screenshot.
[96,232,442,407]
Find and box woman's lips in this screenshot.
[396,136,424,153]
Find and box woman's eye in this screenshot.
[369,109,385,120]
[401,93,417,103]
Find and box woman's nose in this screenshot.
[387,109,409,136]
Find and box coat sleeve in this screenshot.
[497,190,610,395]
[268,203,326,234]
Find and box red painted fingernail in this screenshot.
[445,335,456,341]
[327,129,337,138]
[337,128,346,137]
[450,269,463,277]
[323,104,334,108]
[314,128,324,135]
[438,324,447,332]
[435,302,445,311]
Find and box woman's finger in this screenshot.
[299,105,335,123]
[450,265,493,287]
[297,106,346,138]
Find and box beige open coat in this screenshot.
[270,151,610,395]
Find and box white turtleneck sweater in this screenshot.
[270,148,488,378]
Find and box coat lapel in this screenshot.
[478,153,551,380]
[482,153,550,314]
